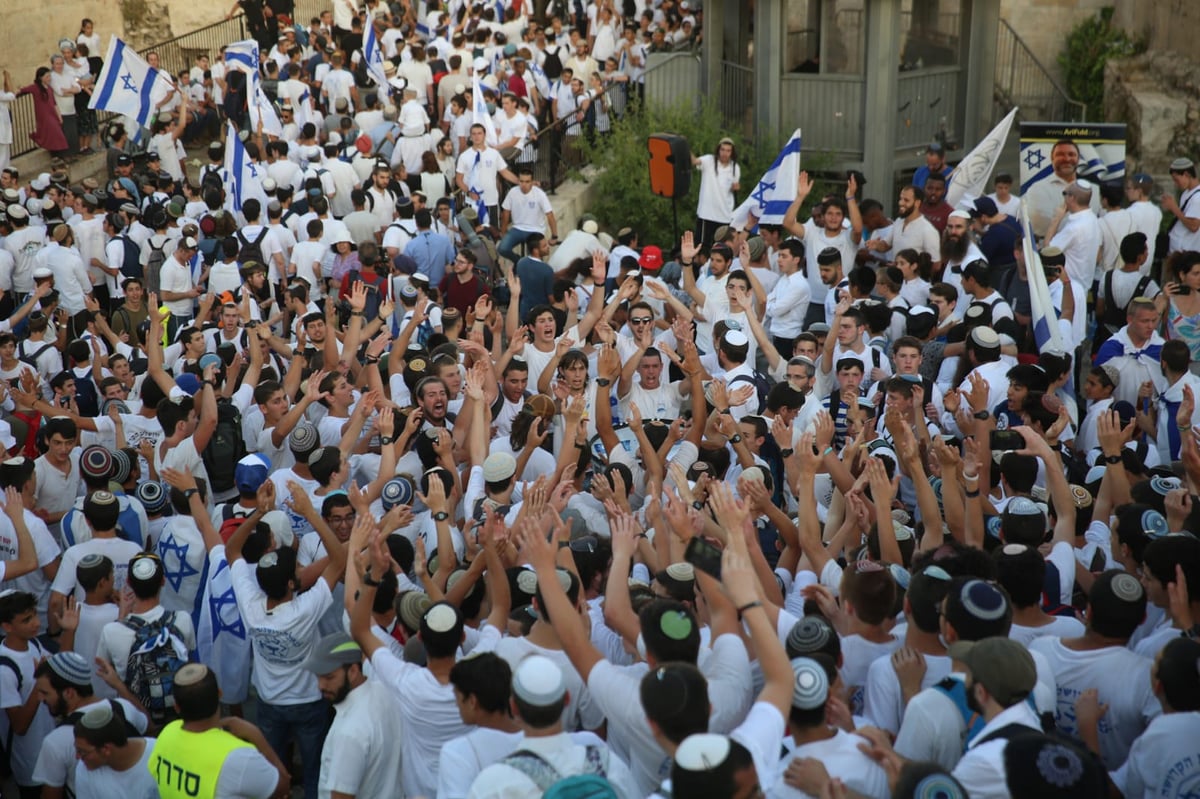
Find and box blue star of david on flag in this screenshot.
[158,535,199,592]
[731,129,803,230]
[90,36,173,130]
[1023,148,1045,171]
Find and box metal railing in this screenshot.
[9,15,249,159]
[718,60,754,138]
[994,17,1086,123]
[532,76,633,195]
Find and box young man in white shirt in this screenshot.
[784,171,863,327]
[301,631,405,799]
[225,482,347,799]
[1029,570,1162,770]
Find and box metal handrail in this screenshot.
[995,17,1087,121]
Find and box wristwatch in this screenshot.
[692,500,705,510]
[433,511,450,522]
[973,410,990,420]
[182,488,198,499]
[780,448,795,458]
[380,435,395,445]
[362,567,382,587]
[729,433,743,444]
[1103,453,1123,465]
[596,378,612,387]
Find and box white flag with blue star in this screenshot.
[89,36,174,131]
[731,128,802,229]
[224,39,260,75]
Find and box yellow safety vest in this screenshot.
[150,720,256,799]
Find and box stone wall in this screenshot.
[1103,53,1196,173]
[1103,0,1200,173]
[2,0,248,91]
[1112,0,1200,57]
[998,0,1109,85]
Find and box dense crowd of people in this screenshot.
[1,1,1200,799]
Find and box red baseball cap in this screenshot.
[639,245,664,271]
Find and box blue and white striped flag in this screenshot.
[1020,198,1071,394]
[223,120,267,213]
[248,77,283,138]
[471,73,498,147]
[363,21,391,95]
[224,39,260,75]
[468,150,489,226]
[731,128,802,229]
[89,36,174,130]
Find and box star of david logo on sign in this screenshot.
[120,72,137,92]
[158,535,198,591]
[1023,148,1045,172]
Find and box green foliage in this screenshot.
[575,96,831,250]
[1057,7,1144,119]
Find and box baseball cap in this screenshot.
[972,196,998,217]
[639,245,664,271]
[947,637,1036,706]
[301,632,362,674]
[235,454,271,494]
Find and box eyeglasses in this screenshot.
[327,512,357,526]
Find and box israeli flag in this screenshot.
[224,39,260,75]
[731,128,802,229]
[248,78,283,138]
[363,21,391,94]
[196,548,251,704]
[1020,198,1072,394]
[89,36,174,131]
[224,121,267,214]
[471,73,499,147]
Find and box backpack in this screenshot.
[122,611,188,725]
[197,222,223,267]
[17,340,55,371]
[542,45,564,80]
[501,745,610,794]
[203,399,247,496]
[0,642,44,778]
[144,235,170,294]
[72,370,100,417]
[119,234,143,280]
[933,676,1054,753]
[729,371,770,415]
[235,227,270,267]
[345,268,388,321]
[200,168,225,202]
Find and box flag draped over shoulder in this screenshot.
[731,129,802,230]
[89,36,174,130]
[946,107,1018,210]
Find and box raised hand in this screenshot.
[680,230,698,263]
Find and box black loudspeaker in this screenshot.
[647,134,691,199]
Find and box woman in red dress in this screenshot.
[19,67,69,155]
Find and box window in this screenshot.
[900,0,963,70]
[785,0,865,75]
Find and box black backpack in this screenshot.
[235,228,270,267]
[729,371,770,415]
[119,234,143,280]
[144,235,170,294]
[542,46,564,81]
[72,370,100,417]
[121,612,188,726]
[202,399,247,495]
